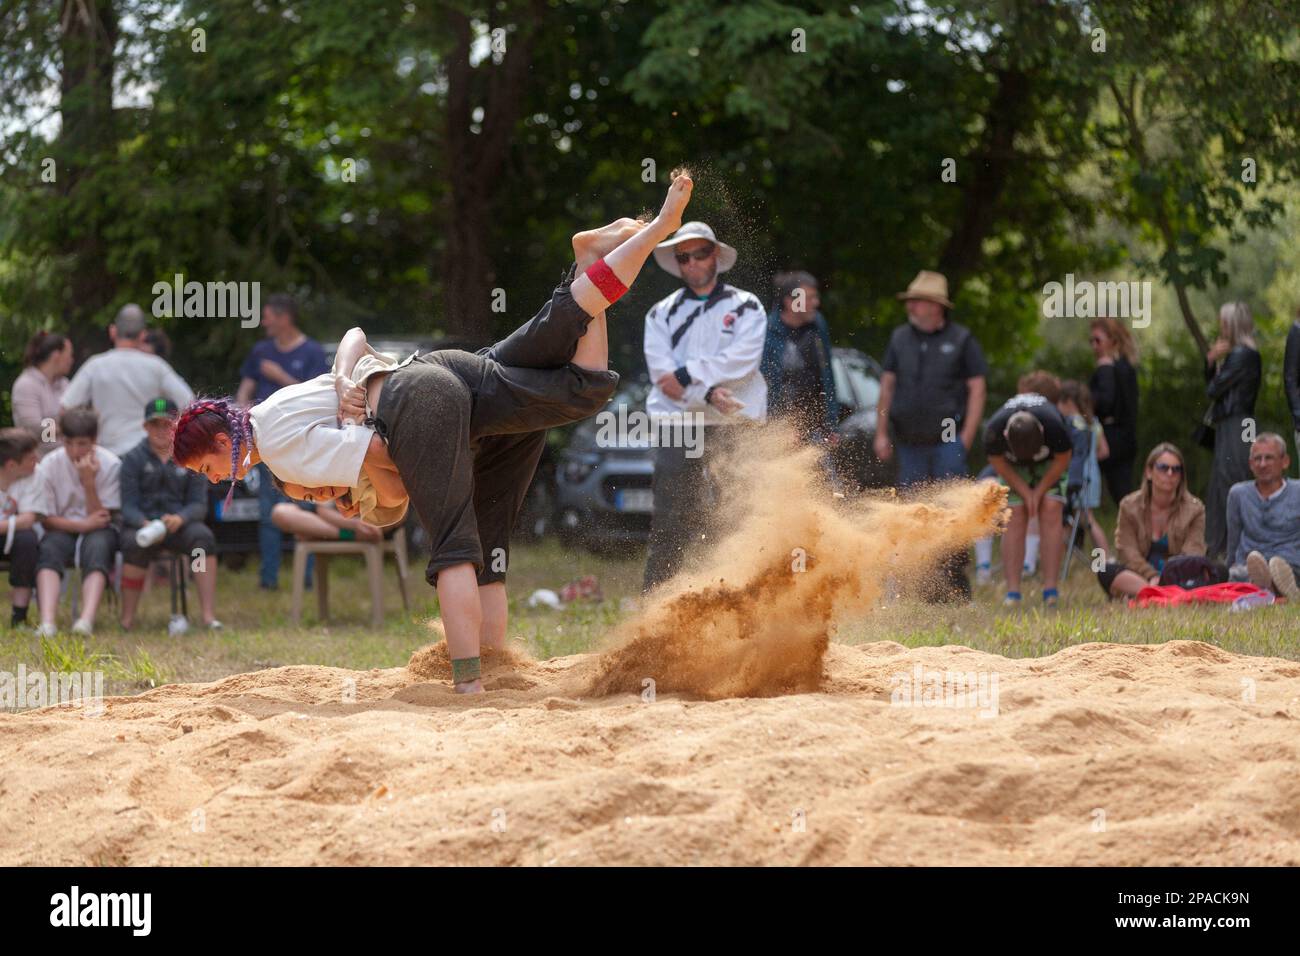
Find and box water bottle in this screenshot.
[1230,591,1275,613]
[135,518,167,548]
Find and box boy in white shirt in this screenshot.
[32,408,122,637]
[0,428,42,627]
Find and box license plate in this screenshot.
[615,488,654,513]
[218,498,260,522]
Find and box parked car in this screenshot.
[553,347,895,555]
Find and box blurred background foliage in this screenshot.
[2,0,1300,490]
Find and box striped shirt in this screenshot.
[643,282,768,424]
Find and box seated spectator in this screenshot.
[1226,433,1300,599]
[12,331,73,458]
[1057,380,1110,559]
[1096,443,1213,599]
[1,428,42,627]
[983,371,1072,606]
[32,408,121,637]
[119,399,222,631]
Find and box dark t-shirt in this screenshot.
[983,393,1073,464]
[883,320,988,444]
[240,337,330,404]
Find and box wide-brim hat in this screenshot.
[653,221,738,278]
[896,270,953,308]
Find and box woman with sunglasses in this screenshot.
[1096,442,1215,599]
[1088,318,1140,505]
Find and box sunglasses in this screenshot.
[674,245,715,265]
[1153,462,1183,475]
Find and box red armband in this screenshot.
[585,257,628,303]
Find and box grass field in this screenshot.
[3,534,1297,703]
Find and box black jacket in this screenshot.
[119,439,208,529]
[1089,357,1139,461]
[1205,345,1261,423]
[1284,323,1300,425]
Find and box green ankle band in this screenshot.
[338,528,356,541]
[451,656,481,683]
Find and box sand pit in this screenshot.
[4,431,1296,865]
[2,638,1300,865]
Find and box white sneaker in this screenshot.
[1246,551,1272,591]
[1268,556,1299,600]
[34,622,58,639]
[70,618,93,637]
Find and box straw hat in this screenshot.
[652,222,738,277]
[896,270,953,308]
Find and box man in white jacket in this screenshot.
[641,221,766,591]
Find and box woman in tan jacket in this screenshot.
[1096,442,1211,598]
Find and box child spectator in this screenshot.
[1,428,42,627]
[31,408,121,637]
[119,399,222,631]
[1057,380,1110,560]
[983,371,1073,606]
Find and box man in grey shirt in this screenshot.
[1226,432,1300,598]
[60,304,194,456]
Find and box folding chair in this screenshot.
[1061,427,1101,580]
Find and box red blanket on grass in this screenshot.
[1129,582,1272,608]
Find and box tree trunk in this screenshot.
[938,66,1033,296]
[58,0,119,351]
[440,1,544,345]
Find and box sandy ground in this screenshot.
[3,637,1299,866]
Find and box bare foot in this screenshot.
[572,217,643,272]
[653,171,693,238]
[454,678,484,695]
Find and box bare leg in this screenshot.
[11,586,30,610]
[1003,505,1027,593]
[120,564,148,628]
[78,571,107,627]
[1086,510,1109,556]
[1109,569,1149,599]
[479,581,508,651]
[272,502,381,542]
[568,172,694,319]
[1038,497,1065,592]
[437,562,483,694]
[36,568,61,627]
[195,557,218,625]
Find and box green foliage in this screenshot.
[1,0,1298,397]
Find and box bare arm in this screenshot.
[362,434,408,506]
[962,376,986,449]
[1036,450,1072,494]
[236,376,257,407]
[990,455,1033,503]
[334,327,369,382]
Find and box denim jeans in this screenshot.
[256,463,311,588]
[895,440,971,600]
[895,440,969,488]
